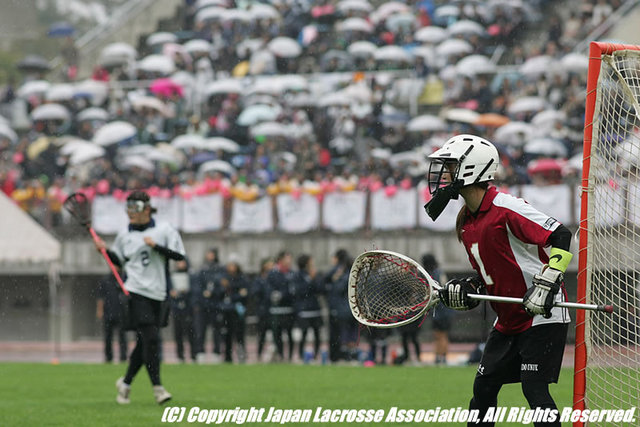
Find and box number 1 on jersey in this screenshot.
[470,242,494,285]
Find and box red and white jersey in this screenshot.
[460,186,570,334]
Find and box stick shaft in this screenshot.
[468,294,612,313]
[88,228,129,296]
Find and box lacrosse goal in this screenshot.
[574,42,640,426]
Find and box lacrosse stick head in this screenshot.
[63,192,92,228]
[348,250,441,328]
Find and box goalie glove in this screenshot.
[523,266,562,318]
[439,276,484,311]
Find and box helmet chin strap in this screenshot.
[424,180,464,221]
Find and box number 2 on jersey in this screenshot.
[140,250,150,266]
[470,242,493,285]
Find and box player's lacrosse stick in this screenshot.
[348,250,613,328]
[63,193,129,296]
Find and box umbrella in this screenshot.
[222,8,253,22]
[202,137,241,153]
[204,79,244,98]
[455,55,496,76]
[385,13,417,33]
[17,55,51,72]
[493,121,534,146]
[195,7,226,24]
[93,121,137,146]
[73,79,109,105]
[47,22,75,38]
[320,50,354,70]
[337,17,374,33]
[347,41,377,58]
[407,115,447,132]
[131,96,168,115]
[171,134,205,150]
[46,84,75,102]
[371,147,392,160]
[329,137,354,154]
[237,104,281,126]
[318,92,352,107]
[433,5,460,22]
[442,108,480,124]
[31,103,70,121]
[183,39,211,54]
[99,42,137,66]
[121,155,155,172]
[249,4,280,20]
[374,45,413,62]
[195,0,226,9]
[146,32,177,47]
[519,55,553,77]
[376,1,410,19]
[474,113,510,127]
[436,39,473,57]
[560,53,588,73]
[337,0,373,13]
[527,158,564,175]
[267,37,302,58]
[524,138,568,158]
[150,78,184,98]
[76,107,109,122]
[250,122,289,137]
[410,46,436,65]
[198,160,236,177]
[27,137,51,159]
[447,20,485,36]
[531,109,566,128]
[507,96,547,116]
[414,26,448,44]
[67,143,106,166]
[249,50,276,75]
[0,123,18,144]
[137,55,175,75]
[17,80,50,98]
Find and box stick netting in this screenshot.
[584,48,640,419]
[350,252,432,326]
[63,192,92,227]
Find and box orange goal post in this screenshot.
[574,41,640,426]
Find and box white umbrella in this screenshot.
[59,138,91,155]
[318,91,352,107]
[99,42,137,66]
[146,32,177,47]
[385,13,417,33]
[376,1,410,19]
[329,137,354,154]
[337,17,374,33]
[455,54,496,76]
[436,39,473,57]
[250,121,289,137]
[433,5,460,20]
[74,79,109,106]
[447,19,485,36]
[183,39,211,54]
[267,37,302,58]
[45,84,74,102]
[195,0,227,9]
[531,109,567,127]
[121,155,155,172]
[17,80,50,98]
[414,26,447,44]
[494,121,534,146]
[222,8,253,22]
[0,122,18,143]
[371,147,392,160]
[347,41,377,57]
[202,137,241,152]
[507,96,547,116]
[560,52,589,73]
[93,121,137,146]
[195,6,227,23]
[407,114,447,132]
[411,46,436,65]
[137,55,175,75]
[131,96,168,115]
[198,159,236,177]
[77,107,109,122]
[519,55,553,77]
[524,138,568,158]
[337,0,372,13]
[441,108,480,124]
[68,143,106,166]
[249,49,276,75]
[374,45,413,62]
[249,4,280,20]
[171,134,205,150]
[205,79,244,97]
[237,104,281,126]
[31,103,70,121]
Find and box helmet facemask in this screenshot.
[424,159,464,221]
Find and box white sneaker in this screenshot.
[153,385,172,404]
[115,377,130,404]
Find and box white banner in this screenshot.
[92,196,128,234]
[276,193,320,233]
[180,194,223,233]
[151,196,181,229]
[230,196,273,233]
[370,188,417,230]
[418,197,464,231]
[322,191,366,232]
[520,184,572,226]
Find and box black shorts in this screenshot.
[475,323,568,384]
[129,292,167,328]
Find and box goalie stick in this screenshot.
[348,250,613,328]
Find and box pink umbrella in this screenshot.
[150,78,184,98]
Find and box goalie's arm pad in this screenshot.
[546,223,573,273]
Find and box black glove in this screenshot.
[523,266,562,318]
[438,276,483,311]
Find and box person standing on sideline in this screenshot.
[425,134,572,427]
[293,254,323,362]
[252,258,273,361]
[423,253,453,365]
[94,190,186,405]
[217,256,249,363]
[325,249,357,362]
[195,248,224,363]
[96,270,128,363]
[169,258,197,363]
[266,251,296,361]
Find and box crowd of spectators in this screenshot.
[0,0,625,227]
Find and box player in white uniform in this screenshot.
[95,190,186,405]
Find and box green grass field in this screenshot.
[0,363,575,426]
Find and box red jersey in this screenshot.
[460,186,570,334]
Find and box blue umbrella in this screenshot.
[48,22,75,38]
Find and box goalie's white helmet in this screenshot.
[427,134,499,195]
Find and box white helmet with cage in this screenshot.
[424,134,499,220]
